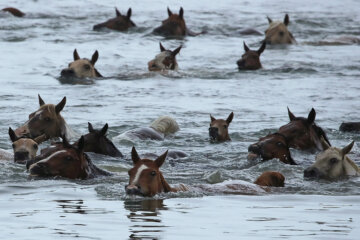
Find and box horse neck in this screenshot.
[344,156,360,175]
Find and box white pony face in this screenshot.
[304,141,357,180]
[148,43,181,71]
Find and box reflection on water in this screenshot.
[124,199,167,240]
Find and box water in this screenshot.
[1,0,360,239]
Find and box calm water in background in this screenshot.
[0,0,360,239]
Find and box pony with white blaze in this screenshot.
[304,138,359,180]
[116,116,179,141]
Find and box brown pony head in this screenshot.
[126,147,172,197]
[148,43,182,71]
[209,112,233,142]
[237,41,266,70]
[15,95,67,139]
[93,8,136,31]
[82,122,123,157]
[265,14,295,44]
[254,171,285,187]
[153,7,186,37]
[29,136,90,179]
[248,132,297,165]
[8,127,41,163]
[61,49,102,78]
[279,108,330,151]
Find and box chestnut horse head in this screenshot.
[237,41,266,70]
[15,95,68,140]
[209,112,233,142]
[82,122,123,157]
[265,14,295,44]
[248,132,297,165]
[93,8,135,31]
[8,127,44,163]
[148,43,182,71]
[278,108,330,151]
[61,49,102,78]
[254,171,285,187]
[28,136,91,179]
[153,7,186,37]
[126,147,172,197]
[304,140,359,180]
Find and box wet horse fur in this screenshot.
[264,14,295,44]
[237,41,266,70]
[61,49,102,78]
[209,112,233,142]
[93,8,135,31]
[148,43,182,71]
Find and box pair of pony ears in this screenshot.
[267,14,290,26]
[73,49,99,65]
[115,8,132,19]
[167,7,184,18]
[159,42,182,55]
[243,42,266,55]
[287,107,316,125]
[38,94,66,114]
[210,112,234,124]
[320,136,355,157]
[131,146,168,167]
[88,122,108,136]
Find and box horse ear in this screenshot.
[320,136,330,150]
[38,94,45,106]
[243,42,250,52]
[131,146,141,165]
[155,150,168,168]
[62,135,72,148]
[8,127,18,142]
[33,134,48,144]
[307,108,316,125]
[267,16,272,24]
[179,7,184,19]
[167,7,173,17]
[88,122,94,133]
[341,141,354,157]
[115,8,121,17]
[55,97,66,114]
[284,14,290,26]
[91,50,99,65]
[127,8,132,19]
[172,45,182,56]
[77,136,85,153]
[100,123,108,136]
[210,114,216,122]
[257,41,266,55]
[287,107,296,121]
[73,49,80,61]
[226,112,234,125]
[159,42,166,52]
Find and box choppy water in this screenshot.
[1,0,360,239]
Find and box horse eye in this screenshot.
[224,125,227,129]
[44,117,51,122]
[66,156,73,161]
[277,142,284,147]
[150,171,156,176]
[33,144,38,150]
[330,158,338,164]
[84,64,91,70]
[12,144,15,149]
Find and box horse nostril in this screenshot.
[279,31,284,36]
[248,144,260,154]
[61,68,75,77]
[14,152,29,161]
[304,168,319,178]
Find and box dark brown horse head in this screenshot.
[153,7,186,37]
[15,95,67,140]
[148,43,182,71]
[265,14,295,44]
[126,147,172,197]
[237,41,266,70]
[248,132,296,165]
[279,108,330,151]
[61,49,102,78]
[209,112,233,142]
[82,122,123,157]
[8,127,41,164]
[93,8,135,31]
[28,136,90,179]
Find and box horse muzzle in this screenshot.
[14,151,30,163]
[29,162,51,177]
[304,167,321,179]
[125,185,142,195]
[209,127,219,140]
[61,68,75,77]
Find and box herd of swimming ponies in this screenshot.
[1,6,360,197]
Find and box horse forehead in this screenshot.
[33,150,67,164]
[316,148,341,161]
[211,119,227,126]
[14,139,36,148]
[70,59,91,67]
[155,51,171,60]
[268,21,287,30]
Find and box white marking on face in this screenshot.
[29,150,67,170]
[131,164,148,186]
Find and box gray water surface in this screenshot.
[1,0,360,239]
